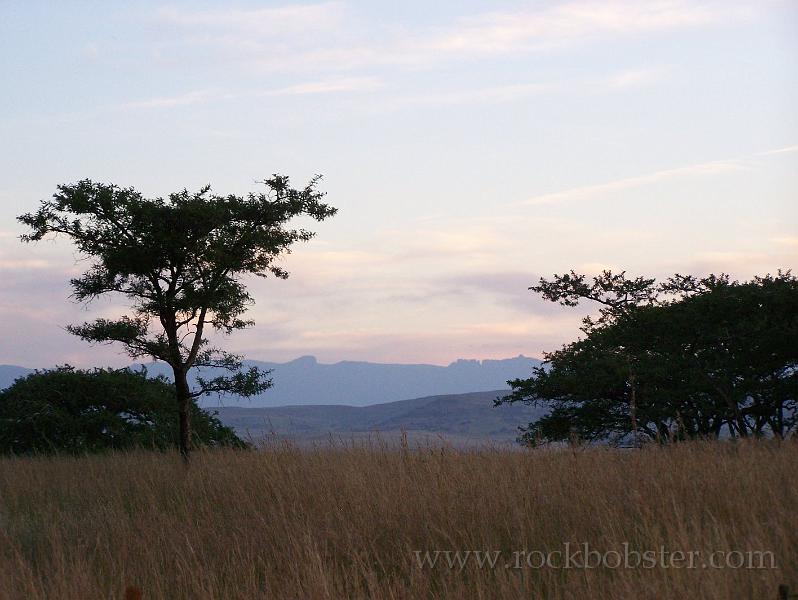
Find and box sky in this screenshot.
[0,0,796,368]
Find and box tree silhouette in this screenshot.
[501,271,798,445]
[530,270,658,443]
[0,366,245,455]
[19,175,336,459]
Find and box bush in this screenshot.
[0,366,246,454]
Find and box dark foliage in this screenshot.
[500,271,798,445]
[0,366,246,455]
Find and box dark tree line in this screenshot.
[499,271,798,445]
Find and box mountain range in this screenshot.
[0,355,541,407]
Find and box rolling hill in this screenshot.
[211,389,547,446]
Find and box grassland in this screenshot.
[0,440,796,599]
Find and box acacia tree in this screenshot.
[501,270,798,445]
[530,270,658,443]
[19,175,336,459]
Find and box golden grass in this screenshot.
[0,440,796,599]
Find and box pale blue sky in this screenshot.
[1,1,796,367]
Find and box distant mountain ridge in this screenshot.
[1,355,541,407]
[213,390,547,446]
[0,365,34,392]
[157,355,541,407]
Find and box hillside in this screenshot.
[212,389,547,446]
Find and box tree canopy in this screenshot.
[499,270,798,445]
[19,175,336,458]
[0,367,245,455]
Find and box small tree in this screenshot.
[19,175,336,459]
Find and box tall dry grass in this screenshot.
[0,440,795,599]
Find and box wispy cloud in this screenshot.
[520,141,798,206]
[119,90,215,110]
[117,68,659,112]
[521,159,743,206]
[756,144,798,156]
[118,77,381,110]
[693,250,773,268]
[383,67,665,110]
[0,258,51,270]
[156,3,345,35]
[604,67,668,90]
[389,82,558,108]
[155,1,752,72]
[424,1,741,56]
[260,77,383,96]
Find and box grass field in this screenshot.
[0,440,796,599]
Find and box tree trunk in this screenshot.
[175,369,192,462]
[628,358,639,447]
